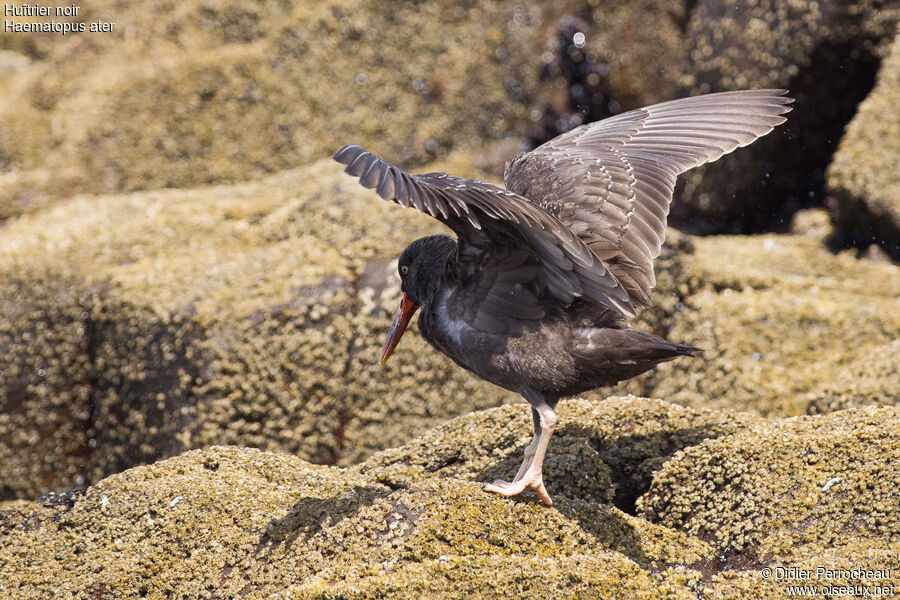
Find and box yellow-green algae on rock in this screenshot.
[828,32,900,258]
[0,147,684,499]
[3,160,898,498]
[805,339,900,414]
[2,399,898,598]
[355,397,761,508]
[650,232,900,416]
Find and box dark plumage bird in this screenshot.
[335,89,792,505]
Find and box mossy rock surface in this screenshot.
[3,161,898,498]
[805,339,900,414]
[2,400,898,598]
[356,397,761,511]
[1,0,897,505]
[0,412,715,599]
[827,32,900,259]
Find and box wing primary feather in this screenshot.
[332,144,362,164]
[359,158,381,188]
[393,169,410,207]
[344,151,373,177]
[404,174,425,212]
[375,163,395,199]
[431,189,450,219]
[418,184,437,215]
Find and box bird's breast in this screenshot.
[420,291,487,358]
[417,290,591,395]
[418,290,521,389]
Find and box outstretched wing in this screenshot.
[333,144,636,320]
[504,89,793,304]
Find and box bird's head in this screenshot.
[380,235,455,365]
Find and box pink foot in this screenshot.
[483,476,552,505]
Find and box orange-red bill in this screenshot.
[380,292,420,365]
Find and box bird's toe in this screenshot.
[482,478,553,506]
[482,480,514,494]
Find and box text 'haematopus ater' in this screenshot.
[335,89,793,505]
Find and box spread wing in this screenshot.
[504,89,793,304]
[333,144,636,322]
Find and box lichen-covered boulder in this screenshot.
[4,164,897,499]
[805,339,900,414]
[0,435,713,599]
[2,1,897,504]
[0,0,691,221]
[356,397,760,510]
[827,32,900,259]
[0,0,531,214]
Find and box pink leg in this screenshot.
[483,402,557,505]
[511,435,539,482]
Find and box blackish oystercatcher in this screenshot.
[335,89,792,505]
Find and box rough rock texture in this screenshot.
[0,0,530,213]
[650,233,900,417]
[356,397,761,511]
[1,399,897,598]
[4,165,898,498]
[2,0,898,506]
[805,339,900,414]
[0,157,510,499]
[0,0,689,220]
[672,0,899,233]
[827,32,900,259]
[641,406,900,567]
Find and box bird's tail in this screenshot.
[668,341,702,358]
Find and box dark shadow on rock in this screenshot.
[474,421,742,515]
[672,36,883,236]
[257,484,391,554]
[552,496,652,569]
[467,420,742,569]
[463,447,654,568]
[567,422,736,514]
[0,487,86,535]
[529,15,618,148]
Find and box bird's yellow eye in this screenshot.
[400,265,409,276]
